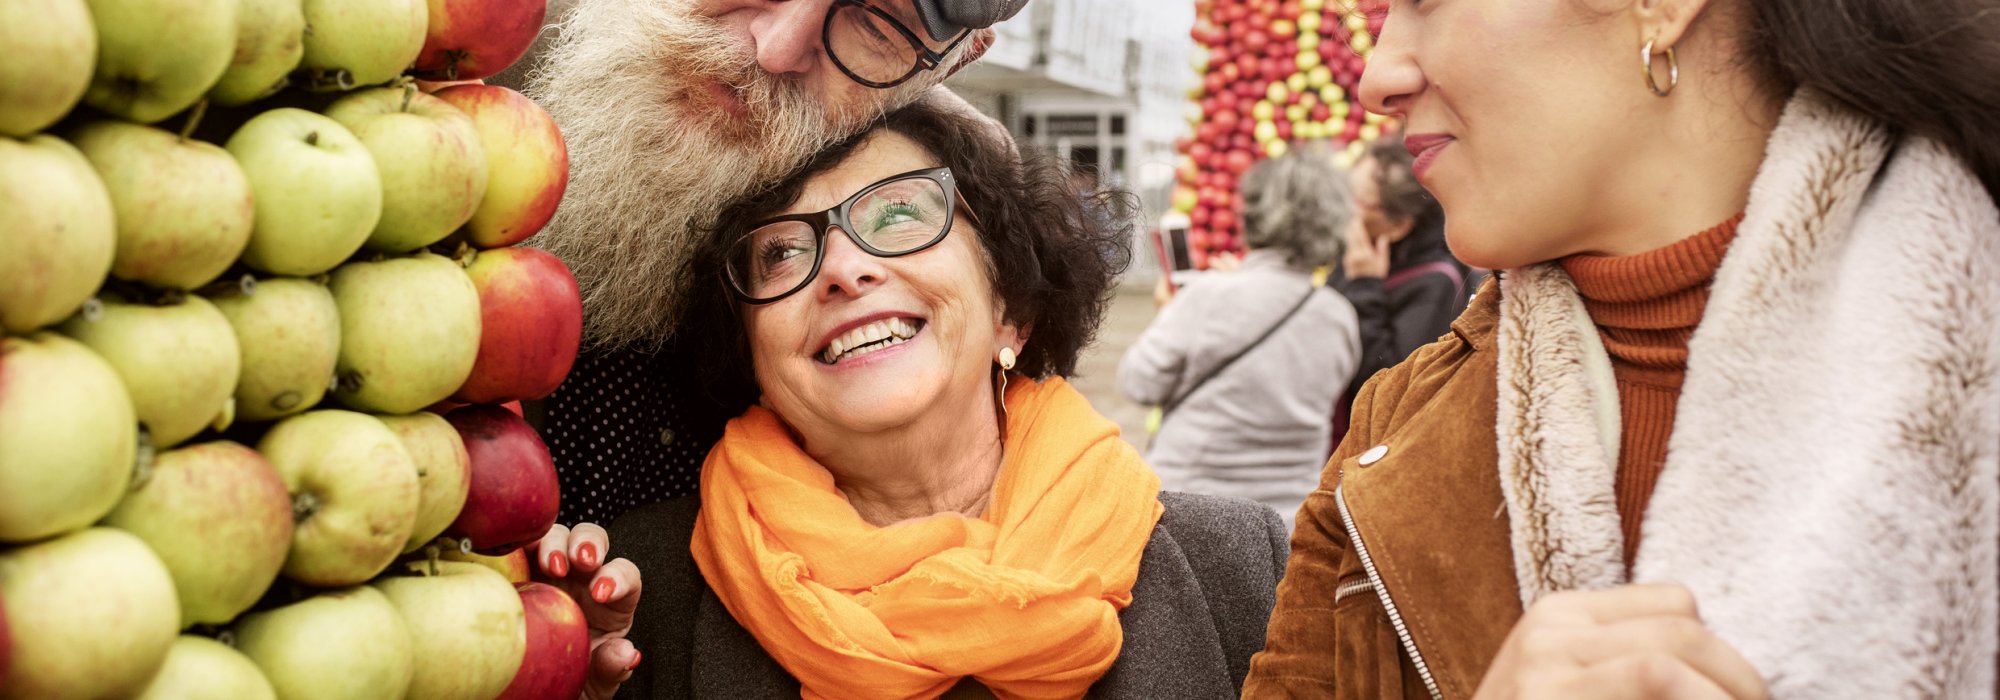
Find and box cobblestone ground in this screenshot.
[1070,281,1156,449]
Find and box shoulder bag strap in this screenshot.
[1160,285,1321,419]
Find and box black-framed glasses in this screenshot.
[823,0,973,89]
[723,167,975,304]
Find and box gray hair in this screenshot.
[1240,146,1353,269]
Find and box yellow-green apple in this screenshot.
[380,412,471,553]
[440,545,529,583]
[434,84,567,248]
[412,0,547,81]
[325,86,488,253]
[0,333,134,543]
[329,253,481,413]
[226,107,381,275]
[80,0,237,123]
[0,528,179,700]
[299,0,427,91]
[257,410,420,587]
[69,120,255,290]
[0,135,114,334]
[496,582,589,700]
[445,405,559,553]
[60,294,241,449]
[230,587,414,700]
[0,0,95,137]
[373,561,526,700]
[208,0,306,106]
[100,441,294,626]
[135,635,277,700]
[452,247,580,404]
[212,277,341,422]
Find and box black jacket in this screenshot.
[607,492,1287,699]
[1334,216,1469,389]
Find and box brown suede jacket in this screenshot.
[1244,277,1517,700]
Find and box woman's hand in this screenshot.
[1343,220,1391,280]
[532,522,643,700]
[1153,275,1175,309]
[1472,584,1767,700]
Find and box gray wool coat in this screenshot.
[606,492,1287,699]
[1119,250,1361,532]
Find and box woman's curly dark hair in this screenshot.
[682,98,1136,415]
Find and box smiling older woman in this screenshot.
[605,98,1289,699]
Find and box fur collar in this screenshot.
[1494,89,2000,697]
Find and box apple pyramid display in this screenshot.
[1174,0,1391,267]
[0,1,592,697]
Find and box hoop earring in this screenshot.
[1642,37,1678,97]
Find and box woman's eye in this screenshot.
[872,202,922,227]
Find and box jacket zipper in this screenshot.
[1335,484,1445,700]
[1333,576,1376,604]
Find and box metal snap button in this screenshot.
[1358,445,1389,466]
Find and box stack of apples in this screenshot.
[1171,0,1393,267]
[0,0,592,698]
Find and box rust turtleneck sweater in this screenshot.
[1558,213,1743,566]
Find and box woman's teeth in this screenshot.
[820,318,920,364]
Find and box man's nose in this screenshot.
[750,0,830,76]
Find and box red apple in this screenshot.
[441,545,531,583]
[446,405,559,554]
[413,0,548,81]
[452,248,582,404]
[434,85,569,249]
[495,582,589,700]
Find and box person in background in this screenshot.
[1119,148,1361,532]
[1327,132,1467,448]
[516,0,1026,528]
[1246,0,2000,695]
[609,101,1288,698]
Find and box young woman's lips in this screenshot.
[1404,134,1454,181]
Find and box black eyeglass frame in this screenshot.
[823,0,974,89]
[724,166,977,305]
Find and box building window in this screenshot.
[1047,114,1099,138]
[1110,115,1126,136]
[1023,114,1037,137]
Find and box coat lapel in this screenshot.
[1493,263,1627,604]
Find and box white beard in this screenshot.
[526,0,927,351]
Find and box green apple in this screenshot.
[81,0,237,123]
[257,410,419,587]
[0,528,179,700]
[0,135,115,334]
[226,107,381,275]
[0,333,135,543]
[209,0,306,106]
[373,560,526,700]
[329,253,481,413]
[0,0,95,136]
[135,635,278,700]
[300,0,427,91]
[325,86,487,253]
[212,277,341,422]
[101,441,294,627]
[381,412,471,553]
[231,587,414,700]
[69,120,255,291]
[60,294,241,449]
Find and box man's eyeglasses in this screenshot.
[823,0,972,89]
[723,167,976,304]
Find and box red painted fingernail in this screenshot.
[592,577,616,603]
[577,542,599,569]
[549,551,569,578]
[626,651,643,672]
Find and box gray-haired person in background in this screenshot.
[1119,148,1362,532]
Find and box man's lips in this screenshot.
[1404,133,1453,181]
[704,79,750,120]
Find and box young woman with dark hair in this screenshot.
[1247,0,2000,697]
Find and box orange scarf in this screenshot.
[692,377,1164,700]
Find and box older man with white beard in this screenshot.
[514,0,1027,528]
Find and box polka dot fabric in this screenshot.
[541,342,729,526]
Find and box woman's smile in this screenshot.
[814,314,929,367]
